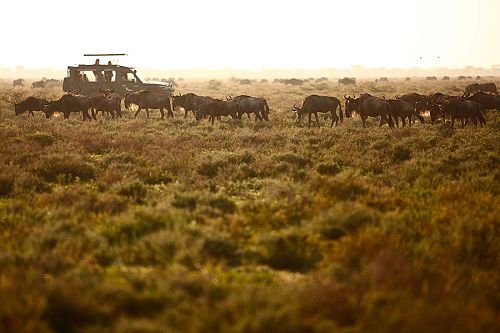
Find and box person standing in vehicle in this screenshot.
[104,61,113,82]
[93,59,104,82]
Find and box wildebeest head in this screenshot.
[44,100,59,118]
[14,101,21,116]
[291,103,303,122]
[344,95,358,118]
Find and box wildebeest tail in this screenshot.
[338,99,343,122]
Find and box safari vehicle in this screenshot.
[62,54,174,96]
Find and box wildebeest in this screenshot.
[91,90,122,119]
[13,79,25,87]
[239,79,252,85]
[316,77,328,82]
[458,76,467,80]
[396,93,427,109]
[442,76,450,81]
[292,95,343,128]
[228,95,270,121]
[44,94,93,121]
[285,78,304,85]
[344,94,394,128]
[338,77,356,85]
[465,92,500,112]
[386,99,424,127]
[125,90,173,119]
[14,97,48,116]
[379,77,389,82]
[195,100,239,124]
[172,93,216,118]
[439,99,486,129]
[31,80,45,89]
[260,79,268,84]
[45,79,62,88]
[426,76,437,81]
[405,77,411,81]
[463,82,498,97]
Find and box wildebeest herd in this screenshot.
[11,81,499,130]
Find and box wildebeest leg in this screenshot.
[394,115,399,127]
[64,112,70,120]
[134,107,142,118]
[146,108,150,119]
[211,115,215,125]
[361,115,367,128]
[159,108,165,120]
[314,113,320,128]
[247,113,251,120]
[29,110,34,117]
[379,116,385,127]
[330,111,335,127]
[451,116,455,129]
[308,113,312,128]
[255,112,263,121]
[471,117,477,126]
[401,117,406,127]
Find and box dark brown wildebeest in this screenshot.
[195,100,239,124]
[292,95,343,128]
[405,77,411,81]
[379,77,389,82]
[172,93,216,118]
[386,99,424,127]
[344,94,394,128]
[44,94,93,121]
[91,90,122,119]
[458,76,466,80]
[465,92,500,112]
[396,93,427,109]
[125,90,173,119]
[228,95,270,121]
[13,79,25,87]
[426,76,437,81]
[239,79,252,85]
[31,80,45,89]
[439,99,486,129]
[442,76,450,81]
[14,97,48,116]
[338,77,356,85]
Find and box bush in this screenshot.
[258,229,321,272]
[35,154,95,183]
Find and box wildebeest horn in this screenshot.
[344,94,349,100]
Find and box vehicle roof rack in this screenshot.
[84,53,128,57]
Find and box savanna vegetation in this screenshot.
[0,78,499,333]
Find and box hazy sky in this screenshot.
[2,0,498,70]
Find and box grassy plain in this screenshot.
[0,78,499,332]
